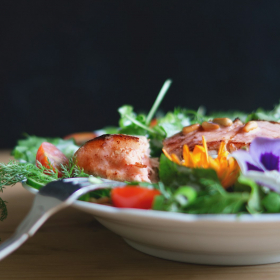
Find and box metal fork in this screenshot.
[0,177,125,261]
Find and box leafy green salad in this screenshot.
[2,80,280,222]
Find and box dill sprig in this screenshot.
[0,158,89,222]
[0,197,7,221]
[0,160,58,225]
[0,161,58,191]
[60,157,89,179]
[0,158,89,191]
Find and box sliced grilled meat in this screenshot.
[163,119,280,158]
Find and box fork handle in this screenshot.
[0,180,125,261]
[0,233,29,261]
[0,196,64,261]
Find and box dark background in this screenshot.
[1,0,280,148]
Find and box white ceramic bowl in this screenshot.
[23,183,280,266]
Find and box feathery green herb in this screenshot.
[60,157,89,179]
[0,161,58,191]
[0,198,7,222]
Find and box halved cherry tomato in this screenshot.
[111,186,161,209]
[36,142,69,177]
[64,132,97,145]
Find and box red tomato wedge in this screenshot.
[111,186,161,209]
[36,142,69,177]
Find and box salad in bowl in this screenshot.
[2,80,280,265]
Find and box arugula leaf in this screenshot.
[159,153,221,190]
[94,126,119,135]
[118,106,152,135]
[155,107,208,137]
[247,101,280,122]
[184,192,249,214]
[117,81,176,156]
[118,105,138,128]
[153,186,197,212]
[156,110,191,137]
[158,154,251,214]
[55,139,79,159]
[208,110,248,123]
[153,179,249,214]
[237,175,263,214]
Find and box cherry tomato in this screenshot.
[149,118,158,128]
[36,142,69,177]
[111,186,161,209]
[64,132,97,145]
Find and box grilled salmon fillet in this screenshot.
[75,134,158,183]
[163,119,280,158]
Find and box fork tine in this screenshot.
[63,177,89,183]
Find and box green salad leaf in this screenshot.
[237,176,263,214]
[184,192,249,214]
[118,105,156,135]
[159,153,221,190]
[156,154,266,214]
[247,101,280,122]
[94,126,119,135]
[208,110,248,123]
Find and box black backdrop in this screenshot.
[1,0,280,148]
